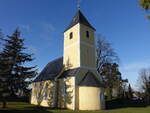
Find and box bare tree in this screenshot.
[96,34,122,99]
[138,68,150,104]
[96,34,119,74]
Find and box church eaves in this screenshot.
[64,10,96,32]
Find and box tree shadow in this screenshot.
[32,81,55,107]
[0,105,53,113]
[34,82,45,106]
[106,99,150,110]
[31,58,73,109]
[64,78,73,106]
[54,58,73,109]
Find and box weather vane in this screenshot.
[77,0,80,10]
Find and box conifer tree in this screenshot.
[101,62,121,100]
[0,29,37,99]
[0,29,11,108]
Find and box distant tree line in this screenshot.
[137,68,150,104]
[0,28,37,108]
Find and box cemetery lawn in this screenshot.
[0,102,150,113]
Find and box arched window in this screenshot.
[86,31,89,38]
[69,32,73,39]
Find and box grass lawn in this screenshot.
[0,102,150,113]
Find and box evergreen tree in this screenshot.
[0,29,37,99]
[0,29,10,108]
[101,62,121,100]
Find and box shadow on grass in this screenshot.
[0,103,53,113]
[106,99,149,110]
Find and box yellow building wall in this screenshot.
[78,86,101,110]
[63,23,96,69]
[80,24,96,68]
[74,68,104,110]
[80,24,95,45]
[63,24,80,69]
[31,80,55,107]
[31,77,76,110]
[80,44,96,68]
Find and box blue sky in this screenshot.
[0,0,150,90]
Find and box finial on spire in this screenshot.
[77,0,80,10]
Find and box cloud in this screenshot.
[41,23,55,32]
[19,24,31,33]
[27,45,37,54]
[19,22,55,34]
[37,22,56,41]
[120,61,150,72]
[19,22,56,43]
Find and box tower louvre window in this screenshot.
[86,31,89,38]
[69,32,73,39]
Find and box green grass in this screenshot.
[0,102,150,113]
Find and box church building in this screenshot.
[31,10,105,110]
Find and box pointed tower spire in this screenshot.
[64,10,96,32]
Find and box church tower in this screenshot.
[63,10,105,110]
[63,10,96,70]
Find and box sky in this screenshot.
[0,0,150,90]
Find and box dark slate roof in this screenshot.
[58,68,80,79]
[33,57,63,82]
[79,71,101,87]
[64,10,96,32]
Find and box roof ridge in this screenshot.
[47,57,63,65]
